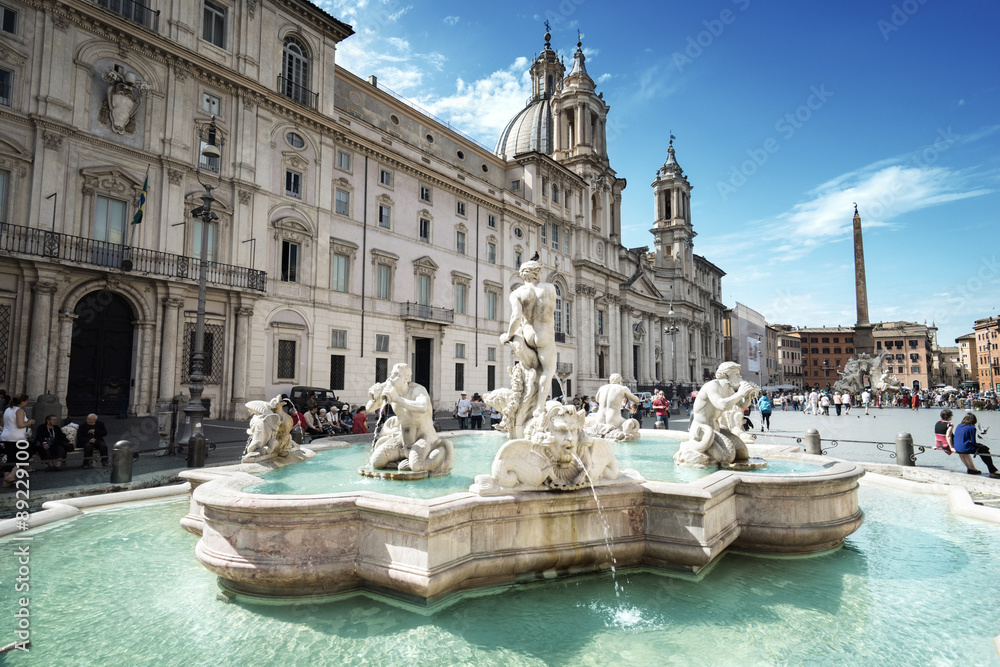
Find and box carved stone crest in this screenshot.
[99,66,150,135]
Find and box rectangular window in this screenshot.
[511,179,520,191]
[455,283,467,315]
[285,170,302,198]
[0,4,16,34]
[541,224,547,245]
[376,264,391,300]
[514,251,522,269]
[419,185,432,202]
[375,358,388,383]
[551,224,559,250]
[332,253,349,292]
[488,214,497,228]
[281,240,299,283]
[330,355,345,391]
[455,362,464,391]
[487,346,497,362]
[335,189,350,216]
[456,200,467,216]
[277,340,296,380]
[597,310,605,335]
[564,228,569,251]
[565,302,572,335]
[833,347,841,354]
[419,218,430,243]
[376,334,389,353]
[203,1,226,48]
[94,195,127,244]
[486,292,498,320]
[379,168,392,186]
[417,274,431,306]
[456,343,466,359]
[487,242,496,264]
[378,205,391,229]
[541,177,547,196]
[552,183,558,201]
[192,219,217,262]
[331,329,347,349]
[337,150,351,171]
[199,141,220,172]
[487,364,496,392]
[202,92,221,115]
[456,230,466,255]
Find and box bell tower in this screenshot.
[651,137,695,275]
[529,27,564,102]
[552,36,609,163]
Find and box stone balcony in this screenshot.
[0,223,267,292]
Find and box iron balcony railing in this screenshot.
[97,0,160,31]
[278,75,318,109]
[399,302,454,324]
[554,332,566,343]
[556,362,573,374]
[0,223,266,292]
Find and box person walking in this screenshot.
[470,393,486,430]
[861,389,871,415]
[758,393,773,432]
[833,392,842,416]
[652,390,670,429]
[953,413,999,477]
[454,393,472,429]
[842,392,852,415]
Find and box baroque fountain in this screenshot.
[177,259,865,602]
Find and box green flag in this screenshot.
[131,168,149,225]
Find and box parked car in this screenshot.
[635,391,654,415]
[288,387,346,414]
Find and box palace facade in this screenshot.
[0,0,726,417]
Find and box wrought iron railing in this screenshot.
[0,223,266,292]
[399,302,454,324]
[554,332,566,343]
[97,0,160,31]
[278,75,318,109]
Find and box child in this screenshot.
[933,409,954,455]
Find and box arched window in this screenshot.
[554,284,563,334]
[282,36,312,106]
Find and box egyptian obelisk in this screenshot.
[852,204,874,355]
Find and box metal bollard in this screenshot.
[803,428,822,455]
[290,425,304,445]
[187,432,206,468]
[895,432,915,467]
[110,440,134,484]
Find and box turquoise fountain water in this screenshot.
[1,483,998,665]
[247,432,824,498]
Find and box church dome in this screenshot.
[493,97,552,158]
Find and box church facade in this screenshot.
[0,0,726,417]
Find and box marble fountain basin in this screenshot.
[179,436,864,604]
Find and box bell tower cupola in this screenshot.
[651,136,696,272]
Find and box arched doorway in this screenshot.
[67,291,135,416]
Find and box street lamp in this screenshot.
[177,116,223,467]
[664,304,679,395]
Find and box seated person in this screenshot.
[301,406,324,437]
[351,406,369,434]
[316,409,336,435]
[33,414,71,470]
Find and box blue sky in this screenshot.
[319,0,1000,346]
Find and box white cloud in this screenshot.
[596,73,612,84]
[772,164,990,259]
[415,58,533,146]
[443,15,460,26]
